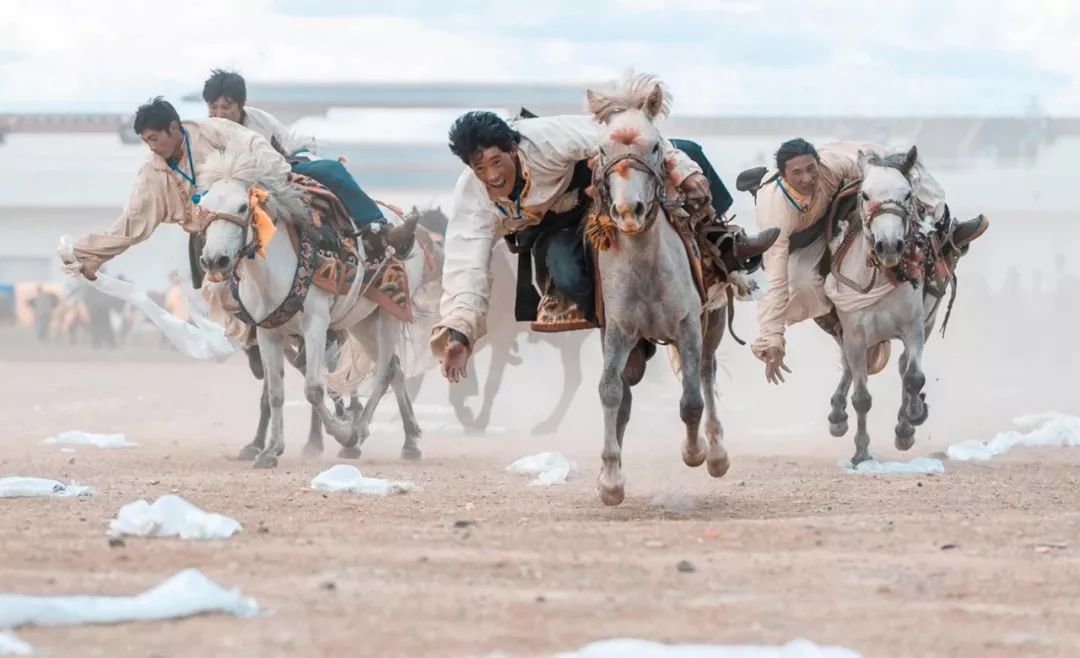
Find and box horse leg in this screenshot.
[239,378,270,461]
[674,316,706,468]
[532,335,584,435]
[895,324,928,449]
[388,355,423,461]
[828,337,853,437]
[253,330,286,469]
[701,310,729,478]
[298,307,354,453]
[472,341,510,432]
[348,311,400,453]
[598,326,634,506]
[842,333,873,465]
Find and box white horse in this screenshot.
[586,74,731,506]
[825,146,950,464]
[197,145,425,468]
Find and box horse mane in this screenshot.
[586,71,672,122]
[201,140,309,228]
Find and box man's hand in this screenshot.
[763,346,792,385]
[441,337,471,383]
[57,247,84,279]
[679,172,711,210]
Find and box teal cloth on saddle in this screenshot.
[291,159,384,227]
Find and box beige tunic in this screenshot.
[70,117,290,339]
[751,141,945,359]
[430,114,702,358]
[241,106,316,156]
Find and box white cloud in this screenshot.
[0,0,1078,114]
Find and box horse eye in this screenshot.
[239,203,249,213]
[861,192,869,201]
[652,143,660,154]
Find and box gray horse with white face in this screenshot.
[586,73,733,506]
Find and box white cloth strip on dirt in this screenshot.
[0,631,33,656]
[506,452,576,486]
[548,638,862,658]
[108,495,241,540]
[310,465,418,496]
[0,568,259,629]
[40,431,137,449]
[946,412,1080,461]
[839,457,945,475]
[0,478,92,499]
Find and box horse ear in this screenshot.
[856,149,869,171]
[644,83,665,119]
[901,145,918,175]
[586,88,609,119]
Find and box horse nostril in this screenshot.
[199,256,208,269]
[874,240,885,254]
[610,203,620,218]
[895,239,904,252]
[214,255,230,271]
[633,201,646,217]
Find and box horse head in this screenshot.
[856,146,919,269]
[586,72,672,235]
[197,143,304,282]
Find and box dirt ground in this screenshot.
[2,340,1080,658]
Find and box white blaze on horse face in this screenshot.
[604,110,663,233]
[199,179,249,281]
[862,164,911,268]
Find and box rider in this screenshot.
[201,69,413,252]
[749,138,989,384]
[56,97,288,356]
[432,110,779,384]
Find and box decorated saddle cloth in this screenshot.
[290,174,414,323]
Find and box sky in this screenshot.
[1,0,1079,116]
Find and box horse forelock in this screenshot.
[588,72,672,122]
[610,126,644,147]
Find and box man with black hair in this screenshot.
[200,69,410,249]
[431,109,778,383]
[56,96,291,344]
[749,139,988,384]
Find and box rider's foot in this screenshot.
[951,214,989,253]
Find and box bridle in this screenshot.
[195,202,263,272]
[591,146,679,235]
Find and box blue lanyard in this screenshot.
[167,127,201,204]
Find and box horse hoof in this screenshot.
[894,426,916,451]
[829,422,849,438]
[682,438,707,468]
[400,445,422,461]
[707,455,730,478]
[851,451,872,465]
[253,454,278,469]
[301,443,323,461]
[237,444,261,461]
[598,484,625,507]
[337,446,362,460]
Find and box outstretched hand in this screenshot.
[763,347,792,385]
[441,339,471,383]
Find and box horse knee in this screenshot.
[680,393,704,425]
[599,376,623,409]
[903,370,925,396]
[852,388,872,414]
[304,384,324,406]
[269,393,284,409]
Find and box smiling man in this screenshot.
[432,109,777,384]
[750,138,989,384]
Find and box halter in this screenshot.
[591,148,680,235]
[197,194,315,330]
[861,195,917,264]
[196,204,262,264]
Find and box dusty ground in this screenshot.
[2,340,1080,658]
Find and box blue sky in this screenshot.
[1,0,1078,116]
